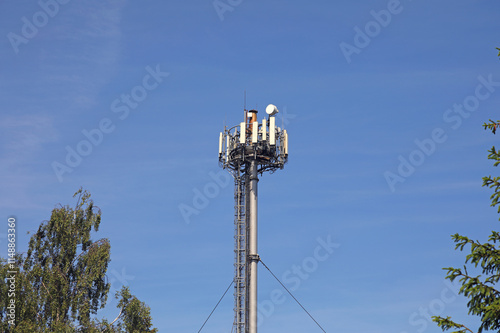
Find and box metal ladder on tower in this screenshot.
[233,170,248,333]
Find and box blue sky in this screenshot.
[1,0,500,332]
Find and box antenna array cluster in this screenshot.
[218,107,288,174]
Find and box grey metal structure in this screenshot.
[219,106,288,333]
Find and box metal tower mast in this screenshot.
[219,104,288,333]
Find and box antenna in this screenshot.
[244,90,247,125]
[281,109,284,130]
[218,103,289,333]
[265,104,279,116]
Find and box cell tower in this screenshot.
[218,104,288,333]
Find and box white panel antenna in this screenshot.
[240,122,246,144]
[252,122,258,143]
[284,130,288,155]
[269,116,276,145]
[219,132,223,155]
[261,119,266,141]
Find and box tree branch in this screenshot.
[110,306,123,326]
[41,280,52,299]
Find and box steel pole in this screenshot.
[248,160,259,333]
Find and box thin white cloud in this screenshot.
[30,0,127,111]
[0,113,59,210]
[0,113,58,154]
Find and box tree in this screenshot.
[113,286,157,333]
[432,51,500,332]
[0,188,157,332]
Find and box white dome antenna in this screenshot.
[265,104,279,116]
